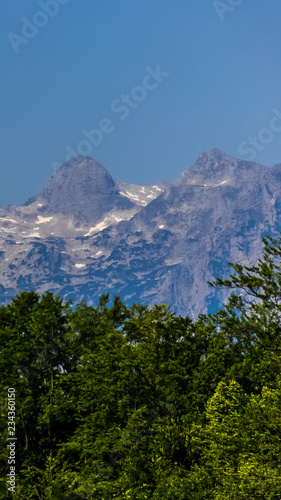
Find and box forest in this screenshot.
[1,236,281,499]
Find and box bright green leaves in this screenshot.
[3,235,281,497]
[200,380,281,499]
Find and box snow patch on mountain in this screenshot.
[36,216,54,224]
[85,220,108,236]
[117,182,164,206]
[0,217,17,223]
[84,207,140,236]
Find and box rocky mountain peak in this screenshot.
[179,148,268,187]
[196,148,231,165]
[55,155,114,185]
[1,149,281,316]
[25,155,134,224]
[47,155,116,193]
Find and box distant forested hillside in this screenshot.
[1,236,281,499]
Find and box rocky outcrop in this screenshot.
[1,149,280,317]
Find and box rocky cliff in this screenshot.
[1,150,280,317]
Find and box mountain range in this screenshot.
[1,149,281,317]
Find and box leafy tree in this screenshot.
[2,235,281,498]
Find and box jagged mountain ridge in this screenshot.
[1,149,280,316]
[25,156,138,224]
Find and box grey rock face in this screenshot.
[1,150,281,317]
[25,156,135,224]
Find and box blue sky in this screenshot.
[1,0,281,205]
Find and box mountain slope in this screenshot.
[25,156,136,224]
[0,149,280,316]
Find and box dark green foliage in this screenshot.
[2,236,281,498]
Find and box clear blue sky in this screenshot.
[1,0,281,205]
